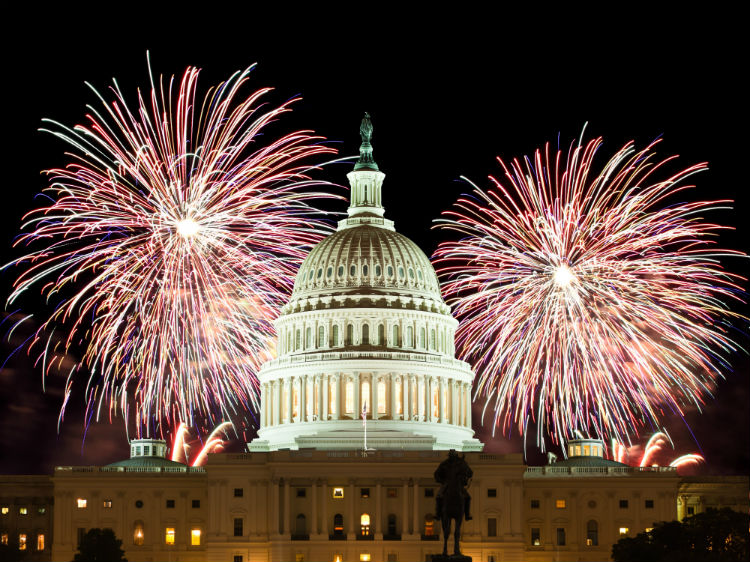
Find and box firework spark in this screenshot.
[170,421,233,467]
[611,431,705,471]
[4,59,339,437]
[434,133,745,446]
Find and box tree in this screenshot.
[612,507,749,562]
[71,528,127,562]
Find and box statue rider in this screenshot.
[434,449,473,521]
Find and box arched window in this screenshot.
[378,380,387,414]
[586,520,598,546]
[363,264,369,276]
[295,514,307,537]
[338,265,344,277]
[133,521,144,546]
[318,326,325,348]
[387,514,397,536]
[406,326,414,347]
[362,324,370,345]
[398,266,405,279]
[375,264,382,277]
[378,324,385,346]
[387,265,394,277]
[295,329,301,350]
[430,329,436,350]
[333,514,344,537]
[327,266,333,278]
[345,381,354,414]
[424,514,435,537]
[361,381,370,414]
[332,325,339,347]
[360,513,371,536]
[392,325,399,346]
[420,327,426,349]
[350,264,357,276]
[346,324,354,346]
[306,327,312,349]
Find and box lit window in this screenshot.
[37,533,45,551]
[77,498,87,509]
[133,521,144,546]
[424,515,435,536]
[38,506,46,514]
[334,555,343,562]
[360,554,371,562]
[103,499,112,508]
[296,554,305,562]
[645,527,654,533]
[191,528,201,546]
[0,507,7,515]
[333,487,344,499]
[619,527,629,536]
[19,534,27,550]
[19,507,28,515]
[531,527,541,546]
[1,533,8,545]
[556,499,566,509]
[165,527,175,545]
[361,513,371,536]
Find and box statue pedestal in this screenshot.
[431,555,471,562]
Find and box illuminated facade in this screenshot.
[3,117,747,562]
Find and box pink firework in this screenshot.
[611,431,705,472]
[434,134,745,446]
[171,421,233,467]
[4,59,339,436]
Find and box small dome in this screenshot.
[290,225,443,303]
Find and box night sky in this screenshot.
[1,11,747,475]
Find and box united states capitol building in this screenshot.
[1,117,747,562]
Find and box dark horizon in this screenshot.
[1,12,747,476]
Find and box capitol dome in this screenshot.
[249,114,482,452]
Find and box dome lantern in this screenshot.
[345,113,387,221]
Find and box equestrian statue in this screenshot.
[434,450,473,559]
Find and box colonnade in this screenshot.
[273,477,428,537]
[260,374,472,429]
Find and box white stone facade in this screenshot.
[250,137,482,452]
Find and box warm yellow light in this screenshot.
[360,554,371,561]
[556,499,566,508]
[1,507,8,514]
[76,498,87,509]
[333,487,344,499]
[176,217,200,238]
[553,263,576,287]
[191,528,201,546]
[165,527,175,545]
[619,527,629,535]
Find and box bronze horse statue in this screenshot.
[434,450,473,557]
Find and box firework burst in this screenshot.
[4,59,339,437]
[434,133,745,447]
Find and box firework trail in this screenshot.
[170,421,233,467]
[4,59,340,437]
[610,431,704,471]
[434,133,745,447]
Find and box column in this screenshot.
[333,374,340,420]
[317,375,324,421]
[402,480,410,536]
[353,373,360,419]
[322,481,329,536]
[260,384,267,427]
[311,480,318,535]
[347,480,356,539]
[284,379,292,424]
[412,479,420,537]
[465,383,472,427]
[322,374,329,421]
[283,479,291,535]
[375,480,383,539]
[439,378,446,423]
[271,479,280,536]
